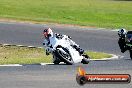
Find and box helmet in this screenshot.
[43,28,53,38]
[118,28,127,37]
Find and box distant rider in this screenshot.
[118,28,127,53]
[42,28,84,56]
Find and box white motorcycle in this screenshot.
[46,35,90,65]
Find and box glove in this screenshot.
[45,48,50,55]
[43,43,45,45]
[55,33,63,39]
[45,47,53,55]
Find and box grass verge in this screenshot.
[0,45,112,65]
[86,51,112,59]
[0,0,132,29]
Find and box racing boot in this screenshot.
[72,45,84,55]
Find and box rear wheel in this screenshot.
[81,54,90,64]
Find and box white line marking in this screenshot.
[0,64,22,66]
[3,44,11,46]
[38,47,43,49]
[40,63,54,65]
[17,45,26,47]
[40,62,65,65]
[89,54,119,61]
[28,46,36,48]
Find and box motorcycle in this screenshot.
[125,31,132,59]
[46,35,90,65]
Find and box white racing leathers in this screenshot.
[43,34,83,64]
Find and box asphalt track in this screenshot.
[0,22,132,88]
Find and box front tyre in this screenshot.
[57,48,74,65]
[52,52,60,64]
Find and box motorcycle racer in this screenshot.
[42,28,84,57]
[118,28,127,53]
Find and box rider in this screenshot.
[118,28,127,53]
[42,28,84,56]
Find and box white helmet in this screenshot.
[118,28,127,36]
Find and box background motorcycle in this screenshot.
[126,31,132,59]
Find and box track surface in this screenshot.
[0,22,132,88]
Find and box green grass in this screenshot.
[86,51,112,59]
[0,0,132,29]
[0,45,112,65]
[0,45,52,64]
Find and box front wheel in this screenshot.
[52,52,60,64]
[129,50,132,60]
[56,47,74,65]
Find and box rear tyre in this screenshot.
[129,50,132,60]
